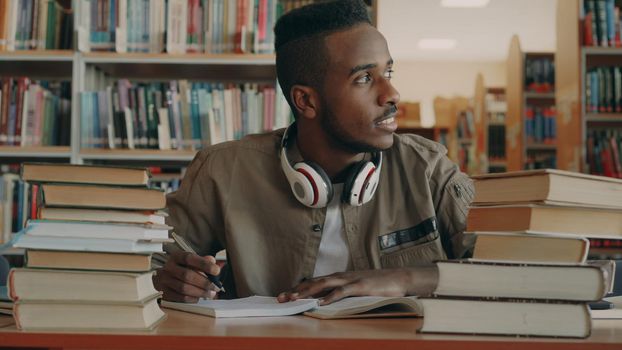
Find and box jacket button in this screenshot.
[454,184,462,198]
[312,224,322,232]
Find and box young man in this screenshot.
[154,0,474,305]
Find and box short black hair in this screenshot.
[274,0,372,116]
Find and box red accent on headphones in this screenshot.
[296,167,319,206]
[358,167,377,205]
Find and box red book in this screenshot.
[584,13,594,46]
[609,135,622,178]
[600,142,616,178]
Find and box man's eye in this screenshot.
[384,69,395,79]
[355,74,372,84]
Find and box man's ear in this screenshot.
[291,85,320,120]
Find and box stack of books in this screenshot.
[466,168,622,263]
[7,163,169,331]
[419,169,622,338]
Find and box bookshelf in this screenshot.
[484,87,507,173]
[0,0,381,168]
[75,51,279,166]
[556,0,622,178]
[506,35,557,171]
[396,127,451,151]
[472,73,487,175]
[433,96,473,168]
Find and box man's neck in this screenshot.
[295,124,364,183]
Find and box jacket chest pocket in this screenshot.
[378,217,447,268]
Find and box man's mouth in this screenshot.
[375,105,398,127]
[376,116,396,126]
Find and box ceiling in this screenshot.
[377,0,557,62]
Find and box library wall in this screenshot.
[391,60,505,127]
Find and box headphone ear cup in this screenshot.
[342,161,378,206]
[342,161,368,204]
[293,161,333,208]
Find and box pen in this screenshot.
[171,232,225,293]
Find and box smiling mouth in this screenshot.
[376,116,396,126]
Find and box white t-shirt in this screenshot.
[312,184,351,277]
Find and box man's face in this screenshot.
[318,24,400,153]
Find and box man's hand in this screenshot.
[277,267,438,305]
[153,251,222,303]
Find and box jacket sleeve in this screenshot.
[164,150,226,257]
[430,154,475,259]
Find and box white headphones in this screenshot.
[280,123,383,208]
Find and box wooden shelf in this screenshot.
[0,50,74,61]
[585,114,622,123]
[0,51,73,78]
[524,92,555,99]
[79,148,197,162]
[82,52,275,65]
[0,146,71,158]
[84,53,277,81]
[526,144,557,151]
[582,47,622,55]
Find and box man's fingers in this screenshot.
[319,284,355,305]
[294,276,349,299]
[163,259,211,290]
[171,251,221,276]
[161,286,200,303]
[276,292,299,303]
[165,275,212,298]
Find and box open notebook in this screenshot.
[161,295,422,319]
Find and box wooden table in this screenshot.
[1,310,622,350]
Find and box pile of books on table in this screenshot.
[8,163,170,330]
[420,169,621,338]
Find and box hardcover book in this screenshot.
[467,204,622,237]
[471,169,622,208]
[433,259,613,301]
[21,163,152,186]
[419,297,591,338]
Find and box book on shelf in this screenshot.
[80,79,290,151]
[38,183,166,210]
[524,56,555,93]
[8,268,159,303]
[585,66,622,114]
[13,295,165,331]
[25,250,153,272]
[471,168,622,208]
[37,207,166,225]
[23,219,171,241]
[21,163,151,187]
[432,259,613,301]
[0,0,73,52]
[470,232,590,263]
[303,296,422,320]
[466,204,622,237]
[418,297,591,338]
[583,0,622,48]
[162,295,422,319]
[13,234,166,253]
[0,78,71,147]
[586,129,622,179]
[75,0,303,54]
